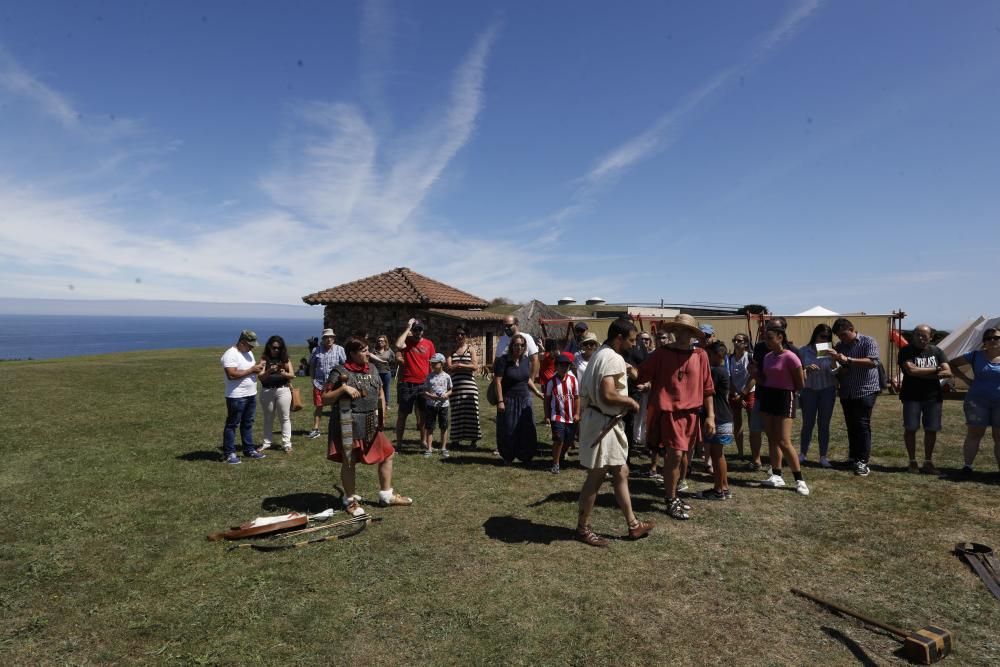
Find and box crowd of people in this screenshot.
[218,312,1000,543]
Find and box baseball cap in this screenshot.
[430,353,446,364]
[239,330,258,347]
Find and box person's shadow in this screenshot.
[261,492,341,514]
[820,626,880,666]
[482,515,576,545]
[177,450,225,462]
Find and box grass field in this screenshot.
[2,347,999,666]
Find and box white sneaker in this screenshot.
[258,441,272,451]
[761,474,786,488]
[795,480,810,496]
[677,480,689,493]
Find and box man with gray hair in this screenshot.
[897,324,951,474]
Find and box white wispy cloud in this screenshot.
[503,0,825,241]
[0,46,79,128]
[1,16,558,305]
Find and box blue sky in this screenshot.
[1,1,997,329]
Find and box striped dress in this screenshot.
[449,348,482,443]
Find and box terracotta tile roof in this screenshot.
[425,308,507,321]
[302,267,489,308]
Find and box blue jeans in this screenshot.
[379,372,393,404]
[800,386,836,457]
[223,396,257,456]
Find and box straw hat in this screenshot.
[660,313,704,339]
[579,331,599,345]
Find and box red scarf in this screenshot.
[344,360,369,373]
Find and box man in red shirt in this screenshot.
[394,318,436,448]
[638,314,715,521]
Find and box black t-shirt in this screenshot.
[711,365,733,424]
[898,344,947,402]
[494,354,532,398]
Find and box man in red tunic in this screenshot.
[638,314,715,521]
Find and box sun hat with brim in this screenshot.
[579,331,599,345]
[321,328,335,338]
[660,314,704,339]
[239,330,258,346]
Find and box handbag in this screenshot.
[290,386,304,412]
[486,380,499,406]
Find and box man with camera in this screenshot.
[394,318,436,448]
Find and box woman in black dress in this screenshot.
[493,333,544,463]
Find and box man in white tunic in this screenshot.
[574,317,654,547]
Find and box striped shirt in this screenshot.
[545,373,579,423]
[834,334,880,399]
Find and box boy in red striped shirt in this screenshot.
[545,352,580,474]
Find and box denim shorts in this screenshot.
[749,394,764,432]
[963,395,1000,428]
[551,421,576,443]
[902,400,942,432]
[398,381,424,414]
[707,422,734,446]
[423,404,450,431]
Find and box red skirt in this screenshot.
[327,430,395,464]
[647,407,702,453]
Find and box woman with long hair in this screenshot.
[798,324,838,467]
[758,325,809,495]
[726,334,753,460]
[949,327,1000,476]
[368,334,396,406]
[258,335,294,453]
[446,325,482,448]
[324,337,412,512]
[493,333,545,464]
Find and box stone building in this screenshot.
[302,267,506,367]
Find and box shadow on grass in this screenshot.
[441,454,507,467]
[526,490,662,513]
[935,467,1000,485]
[482,515,575,545]
[261,492,341,514]
[177,450,224,462]
[820,626,880,667]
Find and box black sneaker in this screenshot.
[698,489,728,501]
[855,461,870,477]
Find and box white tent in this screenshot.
[794,305,839,317]
[937,315,1000,360]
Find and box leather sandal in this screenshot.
[575,525,609,548]
[627,519,654,540]
[379,493,413,507]
[666,498,690,521]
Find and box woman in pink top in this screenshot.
[759,325,809,496]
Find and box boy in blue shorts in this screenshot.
[700,341,733,499]
[545,352,580,474]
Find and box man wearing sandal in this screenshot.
[574,317,654,547]
[324,337,413,516]
[638,313,715,521]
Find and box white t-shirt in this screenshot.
[495,331,538,359]
[221,346,258,398]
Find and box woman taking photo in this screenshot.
[258,335,294,453]
[758,325,809,496]
[446,326,482,448]
[493,333,545,464]
[798,324,838,468]
[949,327,1000,476]
[368,335,396,406]
[324,337,412,512]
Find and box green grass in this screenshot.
[2,348,999,665]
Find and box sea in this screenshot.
[0,314,322,360]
